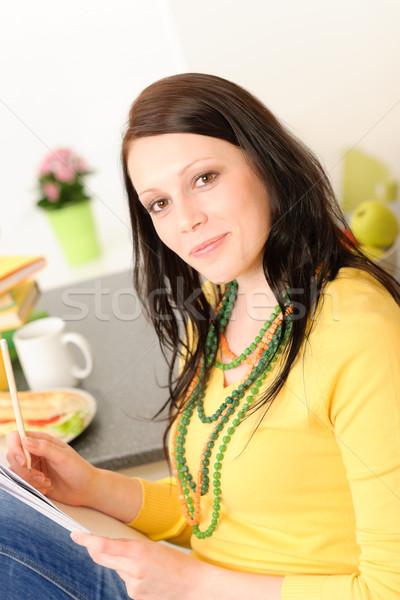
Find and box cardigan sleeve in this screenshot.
[125,477,192,546]
[282,289,400,599]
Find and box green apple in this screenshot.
[350,200,399,248]
[358,244,385,261]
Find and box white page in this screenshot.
[53,501,147,540]
[0,464,89,533]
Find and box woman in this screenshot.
[3,73,400,599]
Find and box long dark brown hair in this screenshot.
[121,72,400,447]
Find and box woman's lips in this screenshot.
[190,233,229,258]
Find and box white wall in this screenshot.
[169,0,400,195]
[0,0,186,289]
[1,0,399,290]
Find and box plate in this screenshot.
[0,387,97,449]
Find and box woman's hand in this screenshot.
[6,429,143,522]
[6,429,97,506]
[71,532,284,600]
[71,533,203,600]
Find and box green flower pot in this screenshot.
[46,200,101,265]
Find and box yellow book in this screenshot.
[0,350,6,391]
[0,280,40,331]
[0,255,46,295]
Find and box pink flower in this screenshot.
[55,163,76,182]
[38,155,54,176]
[43,182,60,202]
[76,158,89,173]
[53,147,73,161]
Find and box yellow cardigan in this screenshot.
[128,268,400,599]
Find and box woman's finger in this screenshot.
[71,532,136,555]
[71,533,133,571]
[6,431,34,471]
[23,430,68,446]
[87,550,130,572]
[6,430,24,455]
[6,429,65,447]
[7,449,36,472]
[6,430,67,468]
[21,435,67,461]
[7,462,52,489]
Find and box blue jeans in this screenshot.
[0,490,131,599]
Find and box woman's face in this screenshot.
[127,133,271,285]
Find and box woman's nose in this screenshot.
[177,197,207,233]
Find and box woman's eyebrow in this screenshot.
[138,157,214,196]
[178,157,213,176]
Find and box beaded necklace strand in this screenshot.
[217,288,290,369]
[172,281,292,539]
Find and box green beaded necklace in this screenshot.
[216,287,291,370]
[173,280,292,539]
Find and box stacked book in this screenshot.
[0,256,47,359]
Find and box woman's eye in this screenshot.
[194,172,217,187]
[148,198,169,213]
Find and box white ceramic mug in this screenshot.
[13,317,94,390]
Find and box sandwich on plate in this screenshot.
[0,390,89,439]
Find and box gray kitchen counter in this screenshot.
[15,270,171,470]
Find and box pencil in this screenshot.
[0,339,31,472]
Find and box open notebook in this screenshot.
[0,464,147,540]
